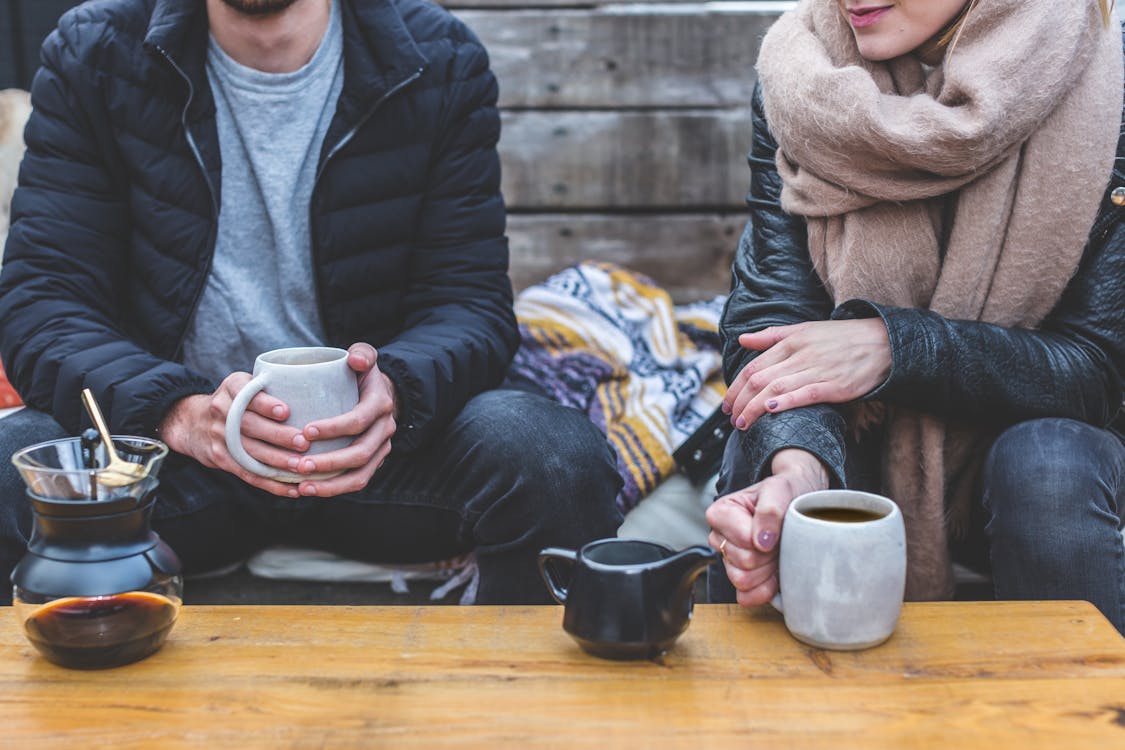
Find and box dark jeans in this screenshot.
[708,418,1125,634]
[0,390,623,605]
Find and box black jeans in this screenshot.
[0,390,623,604]
[707,418,1125,634]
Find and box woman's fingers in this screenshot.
[706,490,759,549]
[725,557,777,592]
[730,365,820,429]
[736,574,780,607]
[725,319,893,429]
[738,324,803,352]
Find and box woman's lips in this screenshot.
[848,6,892,28]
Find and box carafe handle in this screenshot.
[537,548,577,604]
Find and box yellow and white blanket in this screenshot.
[508,262,727,512]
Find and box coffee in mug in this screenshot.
[802,507,887,524]
[224,346,359,483]
[772,489,906,650]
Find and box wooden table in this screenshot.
[1,602,1123,748]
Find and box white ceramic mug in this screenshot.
[771,489,906,650]
[224,346,359,483]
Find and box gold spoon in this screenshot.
[80,388,147,488]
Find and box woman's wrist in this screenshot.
[770,448,830,493]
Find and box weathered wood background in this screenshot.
[444,0,791,301]
[1,0,792,302]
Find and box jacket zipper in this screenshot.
[1091,193,1122,242]
[152,44,220,362]
[309,67,424,332]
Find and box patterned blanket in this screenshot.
[507,262,727,513]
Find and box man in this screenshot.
[0,0,623,604]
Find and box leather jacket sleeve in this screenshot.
[720,86,848,487]
[723,76,1125,488]
[833,79,1125,432]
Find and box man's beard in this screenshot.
[219,0,301,16]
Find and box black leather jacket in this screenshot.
[720,74,1125,488]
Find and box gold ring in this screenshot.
[718,538,728,560]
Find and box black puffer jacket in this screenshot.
[721,68,1125,487]
[0,0,515,452]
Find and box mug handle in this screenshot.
[224,374,273,477]
[537,548,577,604]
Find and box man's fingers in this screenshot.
[347,342,378,372]
[293,421,394,476]
[247,391,289,421]
[299,441,392,497]
[305,373,395,442]
[239,433,305,473]
[213,448,301,498]
[238,411,306,450]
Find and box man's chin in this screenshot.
[218,0,301,16]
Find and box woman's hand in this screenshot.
[288,342,398,498]
[157,375,309,498]
[706,448,829,606]
[722,319,891,431]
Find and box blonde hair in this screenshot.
[939,0,1115,52]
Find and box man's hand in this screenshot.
[706,448,829,606]
[722,318,891,431]
[157,374,310,498]
[289,342,398,497]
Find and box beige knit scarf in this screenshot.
[757,0,1122,599]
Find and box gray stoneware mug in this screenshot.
[224,346,359,483]
[772,489,906,651]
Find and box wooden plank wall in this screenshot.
[443,0,792,301]
[2,0,792,303]
[0,1,81,91]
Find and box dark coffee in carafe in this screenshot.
[23,591,180,669]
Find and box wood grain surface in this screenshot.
[1,602,1124,748]
[456,2,785,295]
[501,110,750,210]
[461,7,777,109]
[508,212,745,300]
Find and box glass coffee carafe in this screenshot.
[10,435,182,669]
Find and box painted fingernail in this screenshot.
[292,435,308,450]
[766,399,778,410]
[272,405,285,419]
[757,530,777,551]
[302,483,317,496]
[735,416,747,430]
[301,458,317,472]
[721,402,731,415]
[307,426,320,439]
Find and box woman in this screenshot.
[708,0,1125,632]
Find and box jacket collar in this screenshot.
[143,0,428,110]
